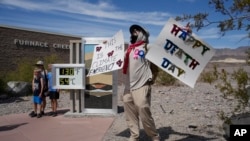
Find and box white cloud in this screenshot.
[196,27,220,39]
[0,0,171,26]
[1,0,247,48]
[195,27,249,43]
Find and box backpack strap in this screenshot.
[43,69,49,92]
[43,70,48,81]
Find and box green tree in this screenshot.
[176,0,249,37]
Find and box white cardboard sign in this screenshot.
[146,18,215,88]
[87,30,124,76]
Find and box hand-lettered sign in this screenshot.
[87,30,124,76]
[146,18,215,88]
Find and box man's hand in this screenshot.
[182,22,192,34]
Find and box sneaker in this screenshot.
[41,111,45,115]
[52,112,57,117]
[29,111,35,117]
[29,111,37,117]
[31,113,37,118]
[48,112,54,116]
[37,113,42,118]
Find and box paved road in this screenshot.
[0,109,114,141]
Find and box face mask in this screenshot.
[130,35,137,44]
[136,31,148,43]
[130,30,148,44]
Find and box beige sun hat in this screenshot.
[35,60,44,65]
[129,24,149,37]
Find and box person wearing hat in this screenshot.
[122,24,160,141]
[34,60,48,115]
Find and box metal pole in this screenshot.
[81,39,86,113]
[69,41,75,113]
[75,41,81,113]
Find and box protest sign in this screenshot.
[146,18,215,88]
[87,30,124,76]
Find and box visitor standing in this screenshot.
[30,68,43,118]
[35,60,48,115]
[47,64,60,117]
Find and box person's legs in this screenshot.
[131,85,159,140]
[31,96,39,117]
[123,93,140,140]
[53,99,58,111]
[55,99,58,111]
[47,91,53,115]
[34,104,37,116]
[47,99,54,116]
[55,91,59,110]
[29,96,37,117]
[41,95,46,115]
[51,99,53,111]
[52,99,57,116]
[49,91,59,117]
[37,96,42,118]
[53,91,59,116]
[37,104,41,118]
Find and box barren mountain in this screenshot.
[212,46,250,60]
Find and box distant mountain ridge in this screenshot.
[212,46,250,60]
[85,46,249,61]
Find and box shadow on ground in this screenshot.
[116,126,219,141]
[0,123,27,132]
[53,109,70,115]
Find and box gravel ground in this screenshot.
[103,83,244,141]
[0,90,71,117]
[1,82,249,141]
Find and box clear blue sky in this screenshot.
[0,0,249,49]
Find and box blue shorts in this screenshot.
[33,96,42,104]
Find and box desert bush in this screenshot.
[216,68,249,112]
[5,54,62,83]
[0,55,63,96]
[0,78,6,94]
[201,63,249,121]
[155,69,177,86]
[200,71,217,84]
[44,54,63,65]
[5,57,34,82]
[200,64,219,84]
[215,67,249,123]
[218,111,231,125]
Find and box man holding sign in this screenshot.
[122,25,160,141]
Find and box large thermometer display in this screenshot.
[52,64,85,89]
